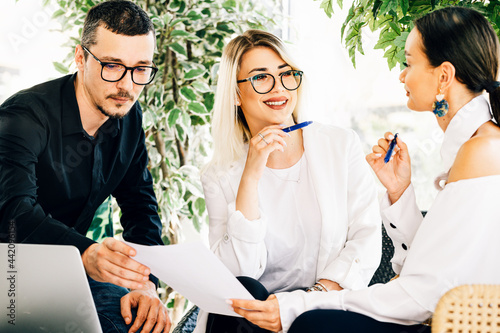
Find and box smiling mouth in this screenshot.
[264,100,287,107]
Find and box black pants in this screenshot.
[288,310,431,333]
[206,276,271,333]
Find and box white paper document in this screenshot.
[125,241,255,317]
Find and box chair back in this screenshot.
[432,284,500,333]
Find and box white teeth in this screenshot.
[265,100,286,106]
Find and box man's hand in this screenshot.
[121,281,170,333]
[81,238,150,289]
[230,294,282,332]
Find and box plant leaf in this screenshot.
[184,68,205,80]
[167,108,181,128]
[191,81,212,93]
[180,86,197,101]
[188,102,208,114]
[169,42,187,57]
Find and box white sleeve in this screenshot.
[201,172,267,278]
[317,130,381,289]
[379,184,423,274]
[276,278,430,332]
[278,176,500,332]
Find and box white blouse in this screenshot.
[277,96,500,332]
[258,155,322,292]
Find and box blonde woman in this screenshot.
[197,30,381,332]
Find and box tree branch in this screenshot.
[153,127,169,180]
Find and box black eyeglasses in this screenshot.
[82,45,158,85]
[237,70,303,94]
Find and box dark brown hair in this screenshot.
[415,7,500,125]
[81,0,154,52]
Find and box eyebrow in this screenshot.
[248,63,291,74]
[404,50,411,57]
[99,56,152,66]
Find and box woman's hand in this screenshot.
[230,294,282,332]
[242,125,290,182]
[366,132,411,204]
[236,125,289,220]
[318,279,343,291]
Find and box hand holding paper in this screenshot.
[124,241,255,317]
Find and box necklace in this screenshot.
[266,154,305,183]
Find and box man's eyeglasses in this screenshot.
[82,45,158,85]
[237,70,303,94]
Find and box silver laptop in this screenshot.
[0,243,103,332]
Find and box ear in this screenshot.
[235,93,241,106]
[75,45,86,72]
[437,61,456,91]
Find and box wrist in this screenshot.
[387,183,410,204]
[240,170,261,185]
[81,243,98,265]
[132,280,156,292]
[307,281,334,292]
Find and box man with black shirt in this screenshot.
[0,1,170,332]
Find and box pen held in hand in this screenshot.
[384,133,398,163]
[282,121,313,133]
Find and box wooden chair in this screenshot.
[432,284,500,333]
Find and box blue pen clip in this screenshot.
[384,133,398,163]
[282,121,313,133]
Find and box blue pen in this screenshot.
[282,121,313,133]
[384,133,398,163]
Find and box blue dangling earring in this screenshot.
[432,89,448,117]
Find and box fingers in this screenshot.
[369,132,403,162]
[152,308,170,333]
[105,239,149,272]
[395,136,409,156]
[129,295,150,333]
[139,298,163,333]
[384,131,396,141]
[365,152,382,166]
[137,299,160,333]
[107,254,150,279]
[231,297,282,332]
[122,291,170,333]
[231,298,261,310]
[252,129,289,152]
[120,294,134,326]
[104,237,136,256]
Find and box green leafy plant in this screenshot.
[46,0,279,320]
[315,0,500,69]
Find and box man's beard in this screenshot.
[97,91,134,119]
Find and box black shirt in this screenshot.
[0,73,163,257]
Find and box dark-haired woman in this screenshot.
[226,7,500,333]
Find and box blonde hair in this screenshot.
[205,30,305,173]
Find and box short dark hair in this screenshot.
[81,0,155,49]
[415,7,500,124]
